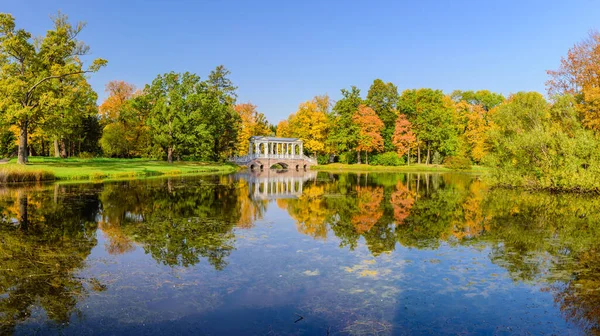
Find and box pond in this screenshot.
[1,170,599,335]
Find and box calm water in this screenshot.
[1,170,599,335]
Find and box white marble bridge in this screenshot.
[229,136,317,170]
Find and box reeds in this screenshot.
[0,168,56,183]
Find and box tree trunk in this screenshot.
[426,144,431,165]
[167,147,173,163]
[407,148,411,166]
[17,122,28,165]
[357,150,361,164]
[60,138,67,158]
[417,142,421,164]
[54,138,60,158]
[365,151,368,165]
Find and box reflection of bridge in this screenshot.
[236,169,318,200]
[229,136,317,169]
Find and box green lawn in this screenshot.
[0,157,239,182]
[312,163,489,173]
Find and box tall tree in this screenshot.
[547,31,600,133]
[42,73,98,157]
[398,89,458,164]
[352,104,384,164]
[204,66,239,160]
[0,13,106,164]
[145,72,207,163]
[392,113,416,164]
[327,86,362,155]
[287,96,330,155]
[366,79,399,151]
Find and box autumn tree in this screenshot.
[276,120,291,137]
[234,103,270,155]
[98,81,151,157]
[0,13,106,164]
[392,113,416,164]
[352,104,384,164]
[547,31,600,133]
[287,96,330,155]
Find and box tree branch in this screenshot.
[25,70,91,105]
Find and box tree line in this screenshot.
[0,13,267,164]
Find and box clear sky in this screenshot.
[4,0,600,123]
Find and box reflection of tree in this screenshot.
[279,184,331,240]
[390,181,415,225]
[0,186,100,334]
[554,249,600,334]
[351,186,384,233]
[476,189,600,333]
[237,179,268,229]
[99,176,252,270]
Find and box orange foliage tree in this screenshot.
[99,81,136,121]
[547,31,600,132]
[392,113,416,164]
[352,104,384,164]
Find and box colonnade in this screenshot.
[249,139,303,158]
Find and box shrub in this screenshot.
[370,152,405,166]
[78,151,95,159]
[444,156,472,170]
[339,152,357,164]
[100,123,129,157]
[317,154,329,165]
[90,172,107,180]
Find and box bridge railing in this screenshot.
[228,153,318,164]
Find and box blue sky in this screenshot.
[4,0,599,123]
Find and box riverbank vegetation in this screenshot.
[2,12,600,190]
[312,163,488,173]
[281,31,600,191]
[0,157,237,181]
[0,13,263,165]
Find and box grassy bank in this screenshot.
[312,163,489,173]
[0,157,239,182]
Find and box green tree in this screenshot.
[366,79,399,151]
[450,90,505,111]
[42,73,98,157]
[0,13,106,164]
[487,92,600,190]
[327,86,362,155]
[145,72,208,163]
[398,89,458,164]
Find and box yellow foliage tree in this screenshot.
[287,97,330,155]
[234,103,270,155]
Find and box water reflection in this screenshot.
[0,172,599,334]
